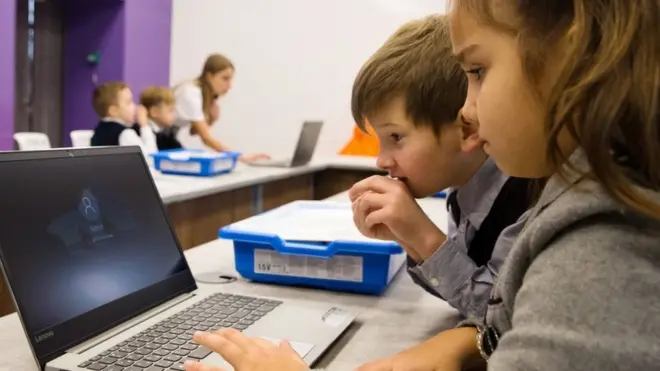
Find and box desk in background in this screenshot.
[158,156,386,250]
[0,192,456,371]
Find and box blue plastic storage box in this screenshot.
[151,149,240,177]
[431,190,448,198]
[219,201,406,295]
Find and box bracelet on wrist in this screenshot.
[476,325,500,361]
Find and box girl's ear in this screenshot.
[460,116,485,152]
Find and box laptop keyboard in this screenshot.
[77,293,282,371]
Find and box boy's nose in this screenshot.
[461,96,478,125]
[376,155,394,170]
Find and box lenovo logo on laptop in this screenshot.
[35,330,54,343]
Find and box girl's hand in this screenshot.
[355,327,481,371]
[239,153,271,163]
[184,329,309,371]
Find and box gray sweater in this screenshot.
[464,151,660,370]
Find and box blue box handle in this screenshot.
[219,228,402,258]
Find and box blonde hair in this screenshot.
[352,15,466,135]
[140,86,175,109]
[451,0,660,219]
[92,81,128,117]
[197,54,234,123]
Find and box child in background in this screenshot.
[90,82,157,156]
[174,54,269,162]
[139,86,183,151]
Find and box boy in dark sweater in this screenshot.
[90,82,157,155]
[139,86,183,151]
[350,14,530,318]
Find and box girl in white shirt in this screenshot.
[174,54,269,162]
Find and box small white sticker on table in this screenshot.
[253,249,363,282]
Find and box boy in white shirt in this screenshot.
[90,81,157,156]
[139,86,182,150]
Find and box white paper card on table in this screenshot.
[229,201,389,244]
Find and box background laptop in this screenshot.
[250,121,323,167]
[0,146,354,371]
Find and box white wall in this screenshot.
[170,0,447,157]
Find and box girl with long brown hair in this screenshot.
[174,54,269,162]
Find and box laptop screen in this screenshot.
[291,121,322,166]
[0,148,195,365]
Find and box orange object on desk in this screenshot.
[339,125,379,157]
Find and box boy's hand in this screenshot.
[136,105,149,127]
[350,176,445,261]
[184,329,309,371]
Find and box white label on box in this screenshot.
[253,249,363,282]
[212,158,233,172]
[159,160,201,174]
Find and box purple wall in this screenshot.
[0,1,16,150]
[124,0,172,97]
[62,0,125,145]
[62,0,172,145]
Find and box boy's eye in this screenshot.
[390,133,402,142]
[466,67,485,81]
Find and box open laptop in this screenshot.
[0,146,354,371]
[249,121,323,167]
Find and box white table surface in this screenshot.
[0,168,457,371]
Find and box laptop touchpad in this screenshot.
[259,337,315,357]
[201,338,315,368]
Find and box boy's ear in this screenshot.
[106,104,118,118]
[460,116,484,152]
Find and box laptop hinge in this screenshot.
[68,292,195,354]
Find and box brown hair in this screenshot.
[92,81,128,117]
[197,54,234,123]
[140,86,175,109]
[451,0,660,219]
[351,14,467,135]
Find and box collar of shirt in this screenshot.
[451,157,510,230]
[101,117,130,126]
[149,120,162,133]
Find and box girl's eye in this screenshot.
[466,67,485,81]
[390,133,402,142]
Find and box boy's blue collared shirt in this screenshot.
[407,157,528,317]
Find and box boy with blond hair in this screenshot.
[140,86,182,150]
